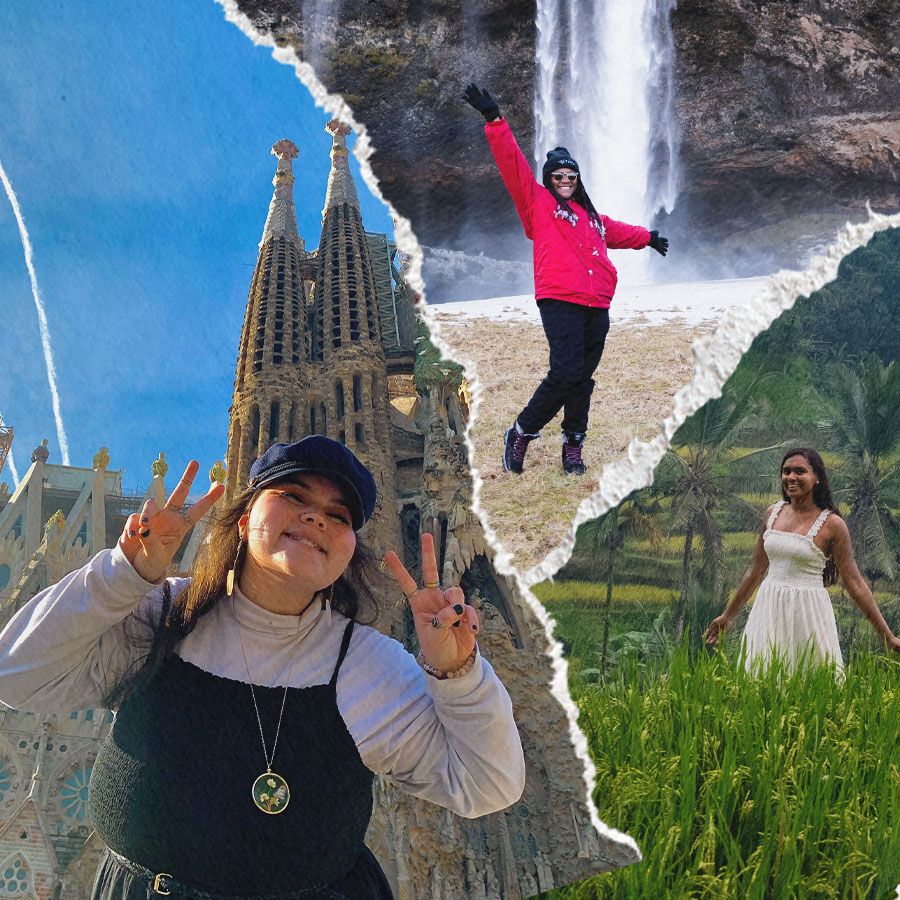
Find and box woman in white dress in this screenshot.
[705,448,900,672]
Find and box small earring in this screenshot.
[226,539,245,597]
[321,583,334,625]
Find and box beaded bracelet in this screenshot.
[418,645,478,680]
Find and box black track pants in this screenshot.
[517,299,610,435]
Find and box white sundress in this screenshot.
[741,500,843,673]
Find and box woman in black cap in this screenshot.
[463,83,670,477]
[0,436,525,899]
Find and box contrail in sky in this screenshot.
[0,412,19,490]
[0,158,70,465]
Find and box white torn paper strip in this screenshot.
[215,0,898,876]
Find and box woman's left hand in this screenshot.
[383,533,479,673]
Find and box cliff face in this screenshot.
[667,0,900,274]
[237,0,535,259]
[233,0,900,280]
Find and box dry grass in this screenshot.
[434,313,713,572]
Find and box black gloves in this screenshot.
[648,230,669,256]
[463,83,500,122]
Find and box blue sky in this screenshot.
[0,1,394,497]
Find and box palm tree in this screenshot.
[654,382,782,644]
[822,356,900,581]
[576,491,662,673]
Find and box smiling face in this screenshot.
[550,167,578,200]
[238,473,357,606]
[781,455,818,502]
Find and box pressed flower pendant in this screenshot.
[252,771,290,814]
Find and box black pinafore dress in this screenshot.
[89,620,393,899]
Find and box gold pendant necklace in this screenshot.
[232,591,322,815]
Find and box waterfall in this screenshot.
[302,0,343,72]
[534,0,680,283]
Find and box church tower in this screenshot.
[225,139,315,496]
[310,120,400,551]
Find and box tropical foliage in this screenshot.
[537,229,900,897]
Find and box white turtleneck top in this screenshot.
[0,546,525,819]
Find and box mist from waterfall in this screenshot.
[535,0,680,283]
[302,0,343,72]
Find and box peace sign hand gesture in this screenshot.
[383,533,479,674]
[118,460,225,583]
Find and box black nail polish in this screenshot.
[453,604,464,615]
[452,621,461,628]
[472,624,479,632]
[140,529,150,537]
[140,517,148,525]
[128,530,136,537]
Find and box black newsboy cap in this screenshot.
[248,436,377,530]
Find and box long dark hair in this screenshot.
[543,169,603,228]
[104,478,381,706]
[779,447,841,586]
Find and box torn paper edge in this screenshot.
[208,0,744,865]
[524,208,900,587]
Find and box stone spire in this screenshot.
[225,139,315,496]
[260,139,304,249]
[307,120,400,556]
[311,120,381,361]
[322,120,360,213]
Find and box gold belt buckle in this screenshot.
[152,873,173,895]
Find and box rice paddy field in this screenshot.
[540,645,900,899]
[533,512,900,898]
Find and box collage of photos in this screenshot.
[0,1,897,899]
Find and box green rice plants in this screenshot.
[545,647,900,899]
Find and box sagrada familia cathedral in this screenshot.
[0,123,635,899]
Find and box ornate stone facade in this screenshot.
[0,130,637,899]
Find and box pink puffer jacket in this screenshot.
[485,118,650,309]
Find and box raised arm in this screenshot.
[0,460,225,711]
[463,84,539,237]
[343,631,526,818]
[361,531,524,816]
[0,547,165,711]
[705,516,770,644]
[828,516,900,652]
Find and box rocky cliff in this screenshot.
[668,0,900,275]
[233,0,900,283]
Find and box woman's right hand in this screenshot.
[704,614,730,646]
[118,460,225,583]
[463,83,500,121]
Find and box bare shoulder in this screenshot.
[760,501,780,530]
[821,511,849,540]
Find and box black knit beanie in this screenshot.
[542,147,580,186]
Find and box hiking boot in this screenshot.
[503,422,538,474]
[562,432,587,475]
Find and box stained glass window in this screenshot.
[0,855,30,896]
[59,766,92,822]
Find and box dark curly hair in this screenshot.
[779,447,841,587]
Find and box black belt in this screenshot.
[106,850,348,900]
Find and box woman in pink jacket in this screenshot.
[463,84,669,476]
